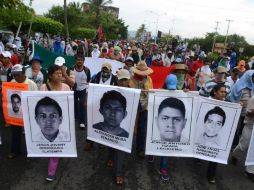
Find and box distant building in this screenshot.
[214,43,228,54]
[82,3,119,18]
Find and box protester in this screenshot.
[230,70,254,146]
[70,56,91,129]
[195,57,213,90]
[91,63,117,85]
[25,55,47,89]
[8,64,37,159]
[99,48,110,59]
[129,61,153,158]
[54,56,75,88]
[123,56,134,75]
[226,68,239,88]
[231,93,254,182]
[109,46,124,62]
[235,60,246,78]
[199,66,231,97]
[91,44,100,58]
[40,64,70,182]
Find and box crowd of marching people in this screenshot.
[0,32,254,186]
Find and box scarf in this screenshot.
[176,74,185,90]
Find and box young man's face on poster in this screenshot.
[100,99,127,128]
[157,107,186,142]
[204,114,223,137]
[11,95,21,113]
[35,105,63,136]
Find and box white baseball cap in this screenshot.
[54,56,65,66]
[1,51,12,59]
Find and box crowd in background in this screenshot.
[1,32,254,185]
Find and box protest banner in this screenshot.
[245,125,254,166]
[21,91,77,157]
[87,83,141,153]
[2,82,28,126]
[145,90,198,157]
[84,57,125,77]
[193,97,241,164]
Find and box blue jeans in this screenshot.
[74,89,87,124]
[136,110,148,153]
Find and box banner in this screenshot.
[193,97,241,164]
[2,82,28,126]
[21,91,77,157]
[245,126,254,166]
[87,84,141,153]
[145,91,241,164]
[146,90,198,157]
[85,57,125,77]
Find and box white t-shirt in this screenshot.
[74,68,88,91]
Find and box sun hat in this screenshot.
[131,61,153,76]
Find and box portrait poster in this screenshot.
[245,125,254,166]
[2,82,28,126]
[21,91,77,157]
[85,57,125,77]
[145,90,198,157]
[193,97,241,164]
[87,83,141,153]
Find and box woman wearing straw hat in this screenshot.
[129,61,153,158]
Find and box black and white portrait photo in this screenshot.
[21,91,77,157]
[87,84,141,153]
[7,90,22,118]
[146,91,197,157]
[195,106,226,148]
[155,97,187,142]
[93,90,129,138]
[34,97,70,142]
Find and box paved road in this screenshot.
[0,125,253,190]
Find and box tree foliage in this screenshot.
[135,24,146,40]
[0,2,34,30]
[32,16,63,35]
[0,0,22,9]
[71,27,96,39]
[85,0,113,21]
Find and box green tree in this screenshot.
[32,16,63,34]
[64,0,69,39]
[85,0,113,22]
[0,0,22,8]
[135,24,146,41]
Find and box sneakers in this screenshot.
[244,171,254,182]
[46,175,56,182]
[159,169,169,181]
[207,175,216,184]
[79,123,86,129]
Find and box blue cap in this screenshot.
[165,74,177,90]
[30,55,43,64]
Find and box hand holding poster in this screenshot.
[21,91,77,157]
[146,90,198,157]
[87,84,141,153]
[2,82,28,126]
[193,97,241,164]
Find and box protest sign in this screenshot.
[87,83,140,153]
[193,97,241,164]
[21,91,77,157]
[245,125,254,166]
[2,82,28,126]
[145,90,198,157]
[84,58,125,77]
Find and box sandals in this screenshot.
[107,160,113,168]
[115,176,124,186]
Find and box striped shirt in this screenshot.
[199,79,231,97]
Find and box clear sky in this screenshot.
[24,0,254,44]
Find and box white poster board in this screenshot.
[21,91,77,157]
[146,90,198,157]
[193,97,241,164]
[87,83,140,153]
[245,125,254,166]
[85,58,125,77]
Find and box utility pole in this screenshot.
[224,19,233,52]
[212,21,220,53]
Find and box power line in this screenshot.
[212,21,220,53]
[224,19,233,50]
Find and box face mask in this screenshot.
[175,73,185,90]
[102,71,110,78]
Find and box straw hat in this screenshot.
[171,64,188,73]
[131,61,153,76]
